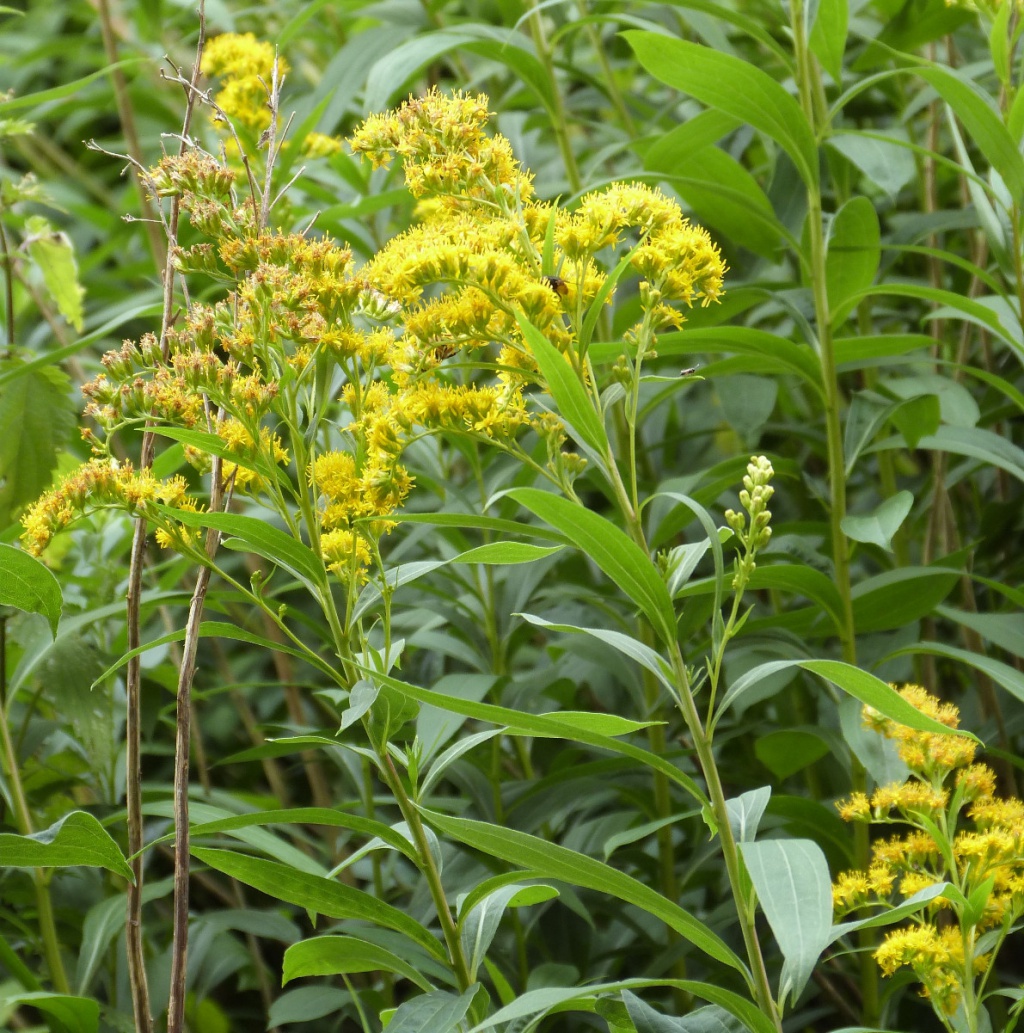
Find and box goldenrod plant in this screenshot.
[833,687,1024,1032]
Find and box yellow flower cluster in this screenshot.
[200,32,287,133]
[832,685,1024,1018]
[350,88,532,202]
[23,83,724,586]
[21,459,199,556]
[350,89,724,397]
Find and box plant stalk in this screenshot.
[122,13,206,1030]
[166,457,224,1033]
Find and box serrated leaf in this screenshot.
[0,811,133,881]
[24,216,85,331]
[0,360,76,525]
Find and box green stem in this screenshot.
[380,756,473,991]
[667,641,781,1029]
[0,207,15,349]
[790,4,878,1024]
[599,453,779,1027]
[525,0,583,194]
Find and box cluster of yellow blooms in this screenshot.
[21,77,725,586]
[200,31,285,133]
[833,685,1024,1019]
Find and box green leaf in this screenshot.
[460,883,559,981]
[841,491,913,551]
[517,614,676,694]
[0,57,145,113]
[452,542,563,565]
[809,0,848,84]
[515,312,609,457]
[192,848,448,961]
[385,988,478,1033]
[881,641,1024,706]
[915,64,1024,199]
[423,810,745,974]
[184,808,418,861]
[0,811,133,881]
[850,566,959,633]
[910,425,1024,484]
[754,730,831,781]
[740,839,832,1008]
[24,216,85,331]
[722,659,981,743]
[833,333,934,367]
[725,788,772,845]
[825,197,880,327]
[92,619,334,689]
[268,987,352,1027]
[390,510,570,544]
[0,993,98,1033]
[0,360,76,526]
[364,29,554,119]
[283,935,433,991]
[623,989,742,1033]
[507,488,676,642]
[463,978,774,1033]
[0,544,62,637]
[647,145,785,259]
[353,663,707,805]
[166,507,326,590]
[625,31,819,189]
[827,131,917,201]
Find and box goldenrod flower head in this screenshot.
[201,32,287,133]
[320,528,371,581]
[835,791,871,822]
[870,780,948,819]
[970,795,1024,830]
[832,870,871,913]
[198,418,289,491]
[631,220,726,307]
[350,87,531,201]
[20,459,199,556]
[864,685,976,777]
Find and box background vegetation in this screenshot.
[1,1,1023,1032]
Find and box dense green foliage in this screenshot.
[1,2,1024,1033]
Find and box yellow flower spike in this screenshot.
[20,459,201,557]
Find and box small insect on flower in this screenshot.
[543,275,569,296]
